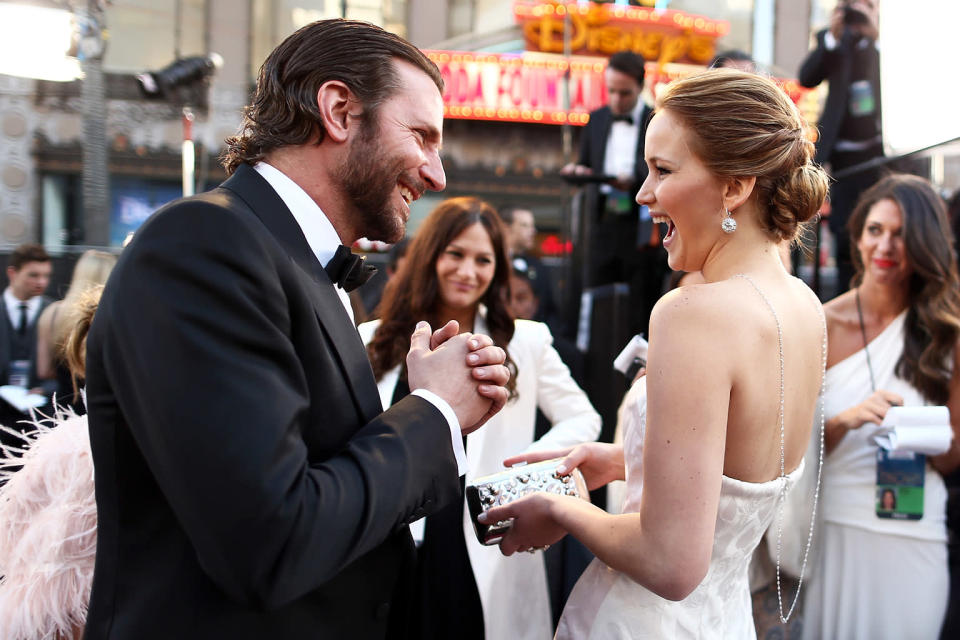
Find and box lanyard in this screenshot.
[855,287,878,393]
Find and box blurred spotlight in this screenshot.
[0,2,81,81]
[136,53,223,99]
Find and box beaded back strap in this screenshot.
[735,274,826,624]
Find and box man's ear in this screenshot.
[316,80,360,144]
[722,175,757,213]
[6,266,16,283]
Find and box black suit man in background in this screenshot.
[500,204,558,329]
[84,20,510,639]
[561,50,665,337]
[0,243,53,451]
[799,0,883,292]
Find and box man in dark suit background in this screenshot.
[500,204,558,329]
[799,0,883,292]
[0,243,53,450]
[84,20,510,639]
[561,50,665,337]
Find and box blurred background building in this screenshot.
[0,0,954,288]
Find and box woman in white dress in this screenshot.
[358,196,600,640]
[802,174,960,639]
[480,69,829,638]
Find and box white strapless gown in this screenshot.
[556,380,802,639]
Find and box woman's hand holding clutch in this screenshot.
[479,492,573,555]
[503,442,626,492]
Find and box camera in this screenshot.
[613,334,648,380]
[843,3,869,26]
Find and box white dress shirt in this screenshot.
[602,99,646,190]
[253,162,467,474]
[3,288,43,330]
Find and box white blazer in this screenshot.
[358,316,601,640]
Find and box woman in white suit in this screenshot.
[359,197,600,640]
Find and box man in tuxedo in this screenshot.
[561,50,665,337]
[84,20,510,639]
[500,205,557,329]
[0,243,53,450]
[799,0,883,292]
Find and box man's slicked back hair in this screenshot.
[222,19,443,174]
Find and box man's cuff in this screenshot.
[411,389,467,475]
[823,30,838,50]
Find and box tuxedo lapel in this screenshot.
[593,107,613,170]
[0,297,9,375]
[221,165,383,422]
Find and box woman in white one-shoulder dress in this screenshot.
[482,69,829,639]
[803,174,960,640]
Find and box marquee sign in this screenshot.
[514,1,729,65]
[426,50,808,126]
[426,51,608,125]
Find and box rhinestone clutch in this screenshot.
[465,458,589,546]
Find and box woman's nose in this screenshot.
[877,233,894,252]
[636,174,653,205]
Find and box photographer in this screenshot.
[799,0,883,293]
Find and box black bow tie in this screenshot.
[611,114,634,125]
[325,245,377,292]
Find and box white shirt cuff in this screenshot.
[824,30,838,50]
[411,388,467,476]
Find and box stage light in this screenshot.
[136,53,223,99]
[0,2,81,81]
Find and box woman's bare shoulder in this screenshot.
[651,282,729,331]
[649,280,760,358]
[822,289,857,328]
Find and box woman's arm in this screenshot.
[930,339,960,475]
[485,291,731,600]
[523,322,601,451]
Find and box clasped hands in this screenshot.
[478,442,627,555]
[406,320,511,435]
[559,163,633,192]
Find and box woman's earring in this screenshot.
[721,209,737,234]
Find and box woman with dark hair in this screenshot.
[359,196,600,640]
[802,173,960,640]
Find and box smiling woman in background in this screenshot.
[803,173,960,640]
[359,196,600,640]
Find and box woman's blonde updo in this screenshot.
[657,68,829,242]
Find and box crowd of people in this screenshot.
[1,8,959,640]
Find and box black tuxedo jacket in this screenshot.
[799,28,882,165]
[84,164,460,638]
[0,294,53,390]
[577,103,653,214]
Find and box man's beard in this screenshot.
[336,121,408,244]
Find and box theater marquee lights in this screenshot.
[425,51,695,126]
[513,0,728,65]
[425,4,812,127]
[426,50,808,127]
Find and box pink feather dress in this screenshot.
[0,408,96,640]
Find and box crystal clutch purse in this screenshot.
[465,458,589,546]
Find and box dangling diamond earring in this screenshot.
[721,209,737,234]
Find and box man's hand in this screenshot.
[406,322,510,435]
[829,4,845,40]
[831,1,879,42]
[609,173,633,193]
[560,163,593,177]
